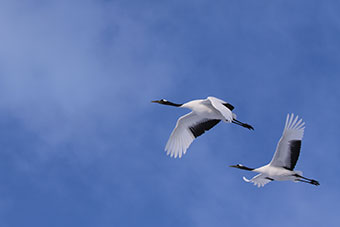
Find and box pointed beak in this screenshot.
[229,165,238,168]
[151,100,160,103]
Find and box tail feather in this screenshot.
[242,174,272,188]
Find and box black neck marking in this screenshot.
[237,165,254,171]
[153,99,183,107]
[165,101,182,107]
[240,166,254,171]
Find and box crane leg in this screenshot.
[294,174,320,186]
[232,119,254,130]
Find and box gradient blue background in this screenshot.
[0,0,339,226]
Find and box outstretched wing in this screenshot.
[165,112,220,158]
[269,114,305,170]
[207,97,233,122]
[243,174,273,188]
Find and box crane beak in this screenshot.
[229,165,238,168]
[151,100,160,103]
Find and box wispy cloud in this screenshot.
[0,1,178,155]
[0,1,340,227]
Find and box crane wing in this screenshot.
[269,114,305,170]
[207,96,233,122]
[243,174,273,187]
[165,112,220,158]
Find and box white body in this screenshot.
[165,97,235,158]
[181,98,235,122]
[242,114,306,187]
[244,165,303,187]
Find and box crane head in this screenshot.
[151,99,168,104]
[229,164,254,171]
[151,99,182,107]
[229,164,244,168]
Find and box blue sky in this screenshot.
[0,0,339,226]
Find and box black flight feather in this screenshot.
[222,103,234,111]
[189,119,221,138]
[285,140,301,170]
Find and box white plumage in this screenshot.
[230,113,319,187]
[152,96,253,158]
[269,113,305,169]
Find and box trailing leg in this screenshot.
[232,119,254,130]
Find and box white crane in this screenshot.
[152,96,254,158]
[230,113,319,187]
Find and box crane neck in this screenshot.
[230,164,255,171]
[238,166,254,171]
[162,101,183,107]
